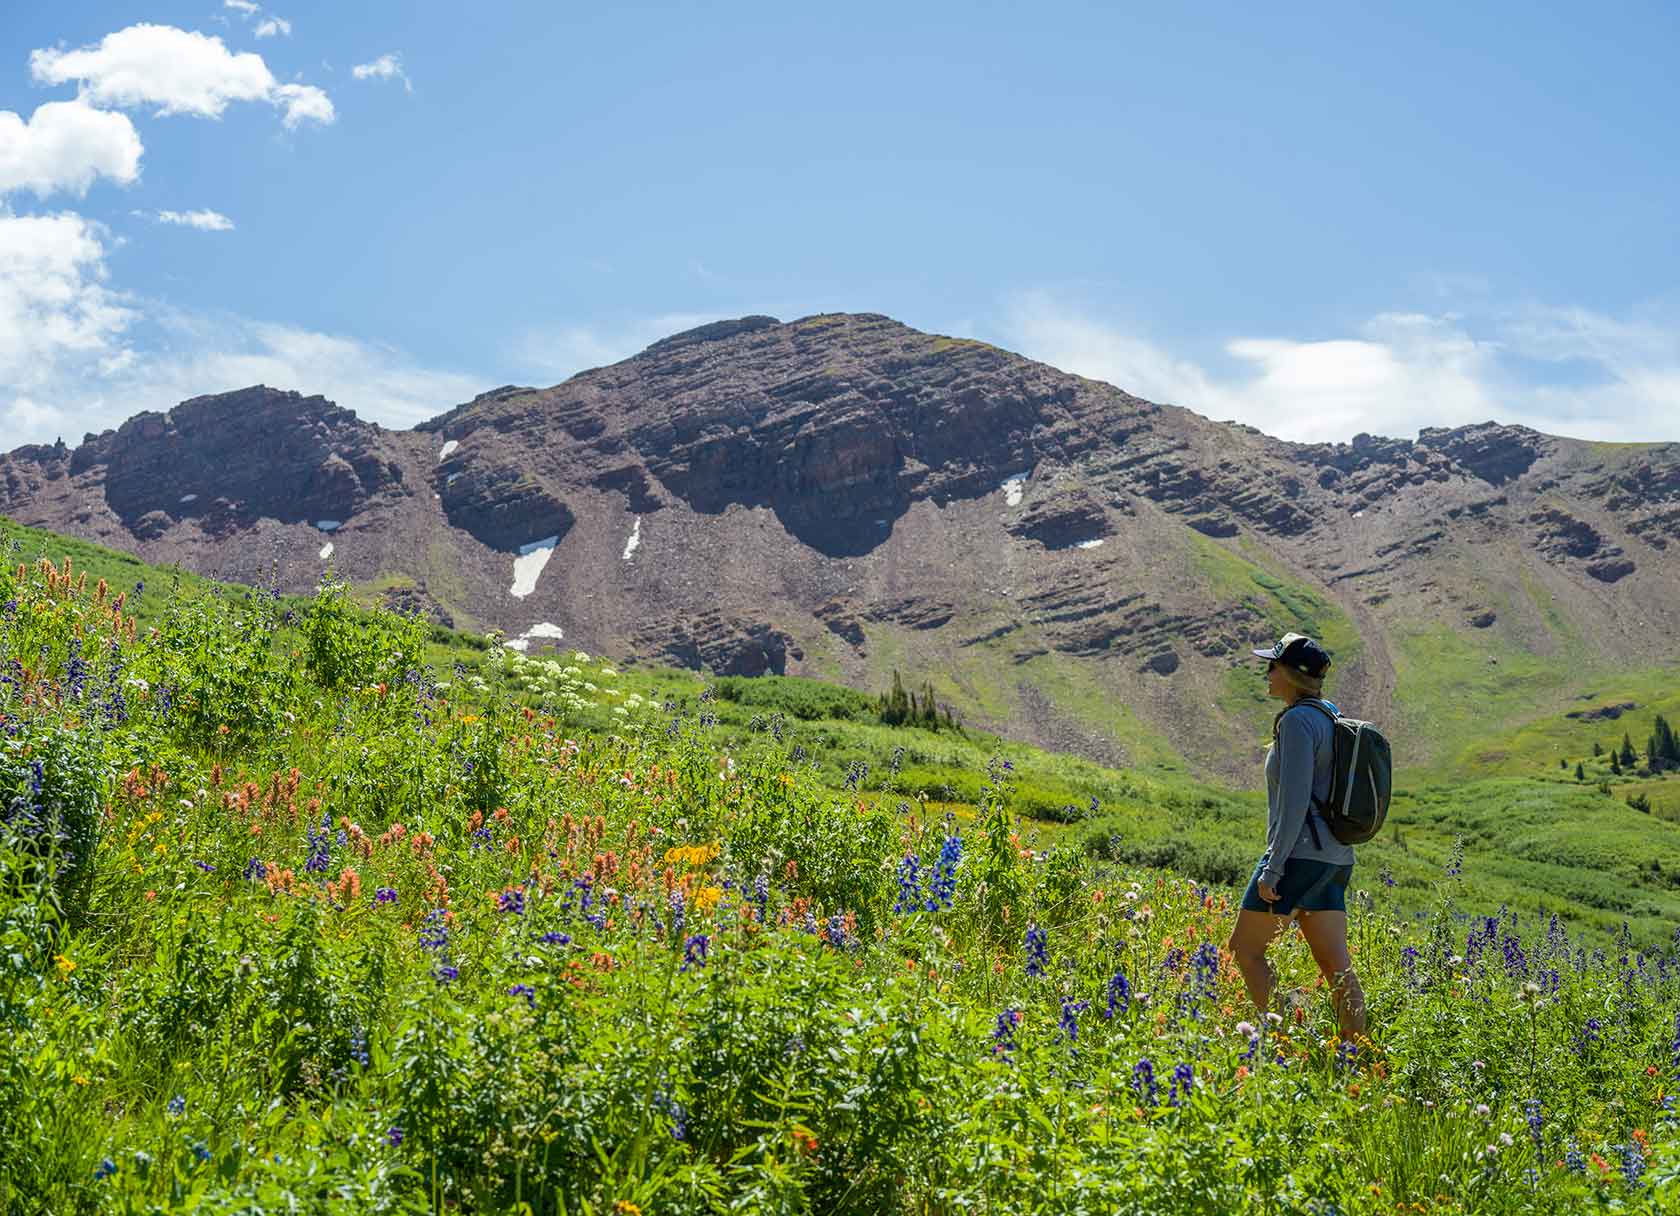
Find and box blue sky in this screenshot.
[2,1,1677,446]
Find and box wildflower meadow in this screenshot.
[1,554,1675,1214]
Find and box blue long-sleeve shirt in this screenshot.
[1260,698,1355,887]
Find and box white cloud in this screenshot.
[351,53,412,92]
[29,23,333,128]
[0,213,135,438]
[223,1,260,14]
[996,292,1679,443]
[0,212,481,445]
[0,100,143,198]
[509,313,724,381]
[152,208,234,231]
[254,17,292,39]
[273,83,334,129]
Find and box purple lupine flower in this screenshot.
[824,914,850,949]
[894,852,922,914]
[193,859,215,873]
[1132,1058,1158,1106]
[669,888,685,936]
[1024,924,1048,979]
[682,933,710,971]
[1169,1062,1194,1106]
[372,887,398,905]
[539,930,572,946]
[350,1028,369,1066]
[1058,996,1089,1043]
[243,857,267,881]
[94,1158,117,1180]
[1190,942,1220,999]
[1565,1141,1584,1173]
[418,909,449,952]
[1379,866,1395,888]
[752,872,770,921]
[1622,1140,1646,1188]
[434,963,459,984]
[386,1126,404,1147]
[508,983,536,1006]
[303,813,332,874]
[1525,1099,1543,1154]
[1103,969,1130,1019]
[166,1094,185,1116]
[991,1008,1021,1062]
[498,886,526,915]
[654,1089,687,1141]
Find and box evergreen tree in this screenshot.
[922,680,939,728]
[1559,758,1568,770]
[1611,752,1622,775]
[1655,714,1679,767]
[1592,741,1603,757]
[1574,762,1585,781]
[1621,733,1637,767]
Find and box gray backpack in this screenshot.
[1276,699,1392,845]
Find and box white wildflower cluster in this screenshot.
[494,653,650,718]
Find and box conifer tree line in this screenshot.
[877,669,956,731]
[1604,719,1679,775]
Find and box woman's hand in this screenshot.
[1258,880,1280,904]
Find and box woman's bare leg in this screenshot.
[1227,908,1291,1014]
[1296,909,1367,1040]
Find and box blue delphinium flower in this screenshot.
[1024,924,1048,979]
[1565,1141,1584,1173]
[1103,969,1130,1020]
[193,859,215,873]
[1401,945,1420,989]
[303,812,332,874]
[419,909,449,952]
[539,930,572,946]
[1573,1018,1602,1058]
[1445,837,1464,878]
[498,886,526,915]
[350,1028,370,1066]
[1525,1099,1544,1154]
[386,1126,404,1148]
[991,1008,1021,1062]
[927,833,962,910]
[243,857,266,881]
[191,1142,211,1164]
[824,914,849,949]
[434,963,459,984]
[752,872,770,922]
[1169,1062,1194,1106]
[894,852,922,914]
[470,825,493,851]
[1190,942,1219,999]
[1379,866,1395,888]
[844,760,868,791]
[802,909,818,936]
[508,983,536,1006]
[93,1158,117,1180]
[669,888,686,936]
[166,1094,184,1116]
[1132,1059,1158,1106]
[1335,1040,1359,1071]
[1058,996,1089,1043]
[682,933,710,971]
[372,887,398,905]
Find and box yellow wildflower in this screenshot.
[54,954,76,977]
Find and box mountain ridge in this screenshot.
[4,311,1677,779]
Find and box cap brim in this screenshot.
[1251,648,1276,660]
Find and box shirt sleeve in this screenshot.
[1261,710,1317,887]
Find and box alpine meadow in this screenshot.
[4,3,1680,1213]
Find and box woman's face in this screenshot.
[1265,659,1291,700]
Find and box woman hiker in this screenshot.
[1226,632,1368,1043]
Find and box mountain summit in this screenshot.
[4,313,1677,776]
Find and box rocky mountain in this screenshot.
[4,312,1678,778]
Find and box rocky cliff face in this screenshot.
[5,313,1677,777]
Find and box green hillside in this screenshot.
[1,520,1674,1211]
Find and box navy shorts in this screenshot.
[1241,858,1352,915]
